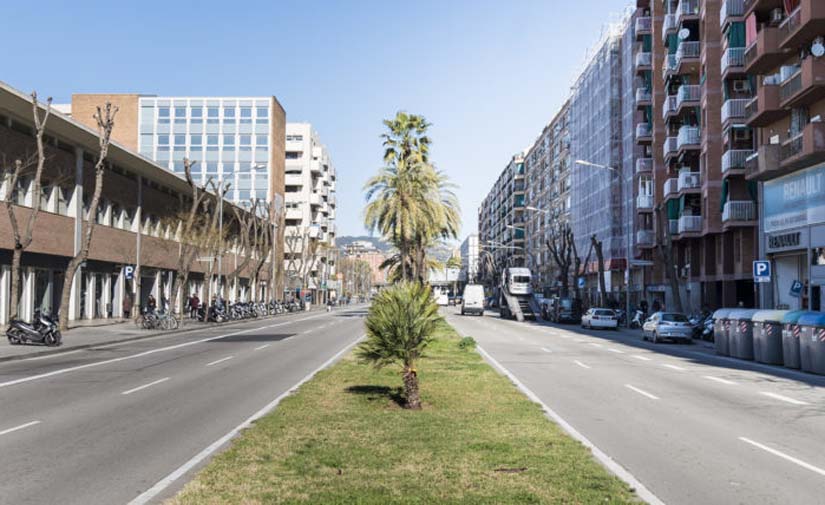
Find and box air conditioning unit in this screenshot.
[732,79,750,93]
[734,128,753,141]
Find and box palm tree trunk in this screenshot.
[402,365,421,410]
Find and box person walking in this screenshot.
[189,293,200,319]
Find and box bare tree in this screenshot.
[226,200,258,301]
[248,205,274,302]
[284,226,322,295]
[198,182,230,303]
[545,224,575,298]
[591,235,607,307]
[58,103,118,331]
[570,235,593,303]
[655,205,684,313]
[1,92,52,320]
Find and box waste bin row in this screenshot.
[712,308,825,375]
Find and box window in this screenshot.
[207,107,219,118]
[256,107,268,117]
[157,135,169,145]
[207,135,219,145]
[256,135,268,146]
[223,135,235,146]
[190,107,203,118]
[174,107,186,118]
[240,135,251,145]
[190,135,202,145]
[223,107,236,119]
[174,135,186,145]
[158,107,170,118]
[286,151,302,160]
[240,107,252,118]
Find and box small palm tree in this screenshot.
[356,281,440,409]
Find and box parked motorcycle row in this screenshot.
[193,299,306,324]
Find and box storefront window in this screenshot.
[813,248,825,266]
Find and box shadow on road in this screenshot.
[207,333,294,343]
[335,311,368,318]
[345,384,405,407]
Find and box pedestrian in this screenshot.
[651,299,661,313]
[123,293,133,318]
[190,293,200,319]
[146,294,157,314]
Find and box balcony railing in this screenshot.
[635,87,652,103]
[778,122,825,171]
[677,126,700,150]
[744,26,783,75]
[635,16,652,35]
[662,54,677,80]
[778,1,825,50]
[678,215,703,233]
[721,47,745,75]
[637,229,655,245]
[778,6,802,46]
[720,0,745,27]
[635,51,652,68]
[722,149,753,174]
[636,158,653,174]
[721,99,749,124]
[663,95,677,119]
[676,41,701,66]
[664,178,679,197]
[664,136,678,158]
[637,194,654,209]
[677,0,700,19]
[677,171,701,191]
[636,123,652,140]
[669,219,679,235]
[722,200,756,222]
[676,84,701,109]
[662,14,677,42]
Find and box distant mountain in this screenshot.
[336,235,394,254]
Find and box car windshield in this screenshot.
[560,299,572,309]
[595,310,614,316]
[661,313,689,322]
[513,276,530,284]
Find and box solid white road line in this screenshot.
[0,313,331,389]
[476,346,665,505]
[607,348,625,354]
[662,364,687,371]
[625,384,660,400]
[575,339,587,343]
[739,437,825,477]
[206,356,233,367]
[632,355,653,361]
[121,377,170,396]
[574,360,591,369]
[704,375,737,385]
[0,420,41,436]
[541,347,553,353]
[559,334,572,339]
[254,344,271,351]
[128,334,366,505]
[759,391,810,406]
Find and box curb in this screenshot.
[0,310,320,364]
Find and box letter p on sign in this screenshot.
[753,261,771,283]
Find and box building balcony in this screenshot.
[676,85,701,111]
[778,0,825,52]
[669,219,679,235]
[675,41,701,70]
[310,160,322,174]
[744,0,783,18]
[663,136,678,159]
[309,193,322,206]
[722,149,753,176]
[677,126,700,151]
[664,178,679,199]
[635,16,652,37]
[637,194,654,210]
[678,215,703,234]
[284,173,303,186]
[637,229,655,247]
[662,54,677,81]
[285,208,302,220]
[744,26,783,75]
[778,56,825,110]
[636,123,652,142]
[721,47,746,77]
[677,0,700,21]
[744,144,779,180]
[779,121,825,173]
[720,0,745,28]
[636,157,653,174]
[635,87,652,105]
[722,200,757,224]
[721,98,749,126]
[635,51,652,70]
[662,14,677,42]
[662,95,678,119]
[745,82,783,127]
[329,194,336,207]
[677,171,701,192]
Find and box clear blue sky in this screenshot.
[2,0,631,239]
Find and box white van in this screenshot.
[461,284,485,316]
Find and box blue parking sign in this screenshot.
[753,261,771,283]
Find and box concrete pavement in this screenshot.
[445,308,825,505]
[0,306,367,505]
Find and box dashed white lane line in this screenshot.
[205,356,233,367]
[589,342,603,348]
[607,348,625,354]
[574,360,591,369]
[759,392,810,406]
[739,437,825,477]
[575,339,587,343]
[0,420,41,436]
[662,364,687,371]
[541,347,553,353]
[704,376,737,385]
[625,384,660,400]
[559,334,572,339]
[632,355,653,361]
[254,344,271,351]
[121,377,170,396]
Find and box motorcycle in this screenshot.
[630,309,647,329]
[6,310,62,346]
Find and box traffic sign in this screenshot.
[789,280,803,298]
[753,260,771,283]
[577,277,586,288]
[124,265,135,280]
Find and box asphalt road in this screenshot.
[0,306,367,505]
[445,308,825,505]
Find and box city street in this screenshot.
[445,309,825,505]
[0,307,366,505]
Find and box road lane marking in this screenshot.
[121,377,170,396]
[128,334,367,505]
[475,345,665,505]
[589,342,603,348]
[759,392,809,406]
[704,376,737,385]
[662,364,687,371]
[0,312,334,389]
[205,356,234,367]
[0,420,41,436]
[625,384,660,400]
[575,339,587,343]
[254,344,271,351]
[632,355,652,361]
[739,437,825,477]
[574,360,591,369]
[559,334,571,339]
[540,347,552,353]
[607,348,625,354]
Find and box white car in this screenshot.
[581,308,618,330]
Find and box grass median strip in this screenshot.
[170,320,638,504]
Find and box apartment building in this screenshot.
[478,154,526,283]
[744,0,825,311]
[284,123,337,302]
[0,82,269,326]
[459,234,480,284]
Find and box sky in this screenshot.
[1,0,632,240]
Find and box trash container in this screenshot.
[781,310,807,369]
[797,312,825,375]
[728,309,759,360]
[751,310,788,365]
[713,308,733,356]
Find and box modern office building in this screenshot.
[0,81,269,326]
[459,234,480,284]
[478,154,526,283]
[283,122,336,301]
[744,0,825,311]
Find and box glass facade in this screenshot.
[138,97,272,204]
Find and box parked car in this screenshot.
[581,308,618,330]
[642,312,694,344]
[550,297,582,323]
[461,284,485,316]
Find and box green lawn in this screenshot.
[170,320,639,505]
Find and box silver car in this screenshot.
[642,312,694,344]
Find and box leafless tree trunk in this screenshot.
[58,103,118,331]
[655,206,683,313]
[546,224,575,298]
[570,237,593,303]
[591,235,607,307]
